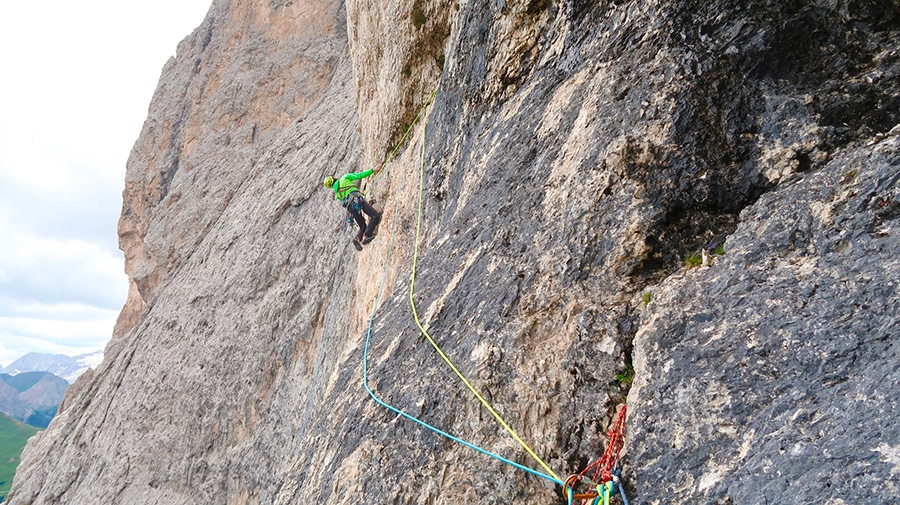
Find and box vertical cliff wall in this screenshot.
[115,0,347,338]
[11,0,363,503]
[11,0,900,504]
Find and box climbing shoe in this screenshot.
[361,235,375,245]
[352,238,363,251]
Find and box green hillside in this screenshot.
[0,412,38,502]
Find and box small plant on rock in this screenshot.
[411,6,426,29]
[684,253,702,268]
[642,291,653,305]
[615,363,635,385]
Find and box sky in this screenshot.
[0,1,213,367]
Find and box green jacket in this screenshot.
[332,168,373,201]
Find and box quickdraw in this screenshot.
[563,474,602,502]
[564,477,628,505]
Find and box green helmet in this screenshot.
[324,176,335,188]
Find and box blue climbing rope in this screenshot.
[612,468,630,505]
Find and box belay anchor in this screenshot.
[563,405,630,505]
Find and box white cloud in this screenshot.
[0,297,120,322]
[0,314,117,348]
[0,212,128,309]
[0,0,211,365]
[0,1,212,195]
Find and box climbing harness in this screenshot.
[341,191,363,211]
[342,191,363,229]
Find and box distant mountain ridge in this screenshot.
[1,351,103,384]
[0,372,67,429]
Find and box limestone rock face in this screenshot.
[10,0,900,504]
[11,0,362,503]
[115,0,347,338]
[627,130,900,503]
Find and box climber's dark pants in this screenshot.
[344,192,381,242]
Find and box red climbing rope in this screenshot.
[564,404,628,503]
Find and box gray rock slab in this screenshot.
[627,132,900,504]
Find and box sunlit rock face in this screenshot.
[115,0,346,339]
[10,1,900,504]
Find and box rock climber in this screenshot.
[324,164,382,251]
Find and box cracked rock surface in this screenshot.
[628,131,900,504]
[10,0,900,504]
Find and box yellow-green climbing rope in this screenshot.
[407,91,562,483]
[362,88,563,486]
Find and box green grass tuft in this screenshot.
[684,253,702,268]
[641,291,653,305]
[615,364,635,385]
[713,244,725,256]
[411,6,426,29]
[0,413,40,501]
